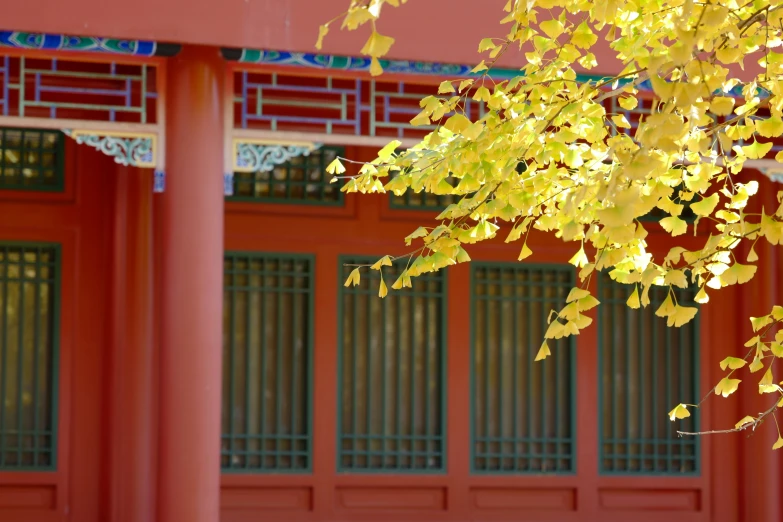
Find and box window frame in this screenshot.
[0,128,66,193]
[336,254,449,474]
[0,241,61,472]
[596,273,701,477]
[469,262,577,475]
[221,250,315,474]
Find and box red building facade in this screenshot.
[0,3,781,522]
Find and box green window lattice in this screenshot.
[0,243,59,470]
[472,264,576,473]
[388,162,528,211]
[229,146,344,205]
[598,273,699,475]
[389,188,459,211]
[0,128,65,192]
[338,257,446,472]
[221,253,313,472]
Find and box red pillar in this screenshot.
[738,175,782,521]
[109,166,155,522]
[158,45,225,522]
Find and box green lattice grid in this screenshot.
[0,243,59,471]
[221,253,314,472]
[337,257,447,472]
[598,273,700,475]
[389,188,459,211]
[471,263,576,474]
[388,162,527,211]
[0,128,64,192]
[229,146,344,205]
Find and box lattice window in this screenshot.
[388,162,526,211]
[472,264,575,473]
[598,273,699,474]
[230,146,343,204]
[338,257,445,471]
[390,190,459,211]
[0,56,158,123]
[233,70,489,141]
[0,128,64,191]
[222,253,313,472]
[0,244,59,470]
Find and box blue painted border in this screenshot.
[0,31,180,57]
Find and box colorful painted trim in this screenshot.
[0,31,180,57]
[223,47,519,79]
[223,48,755,96]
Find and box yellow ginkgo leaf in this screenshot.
[667,305,698,327]
[566,287,591,303]
[444,113,472,134]
[668,404,691,421]
[344,268,361,287]
[690,193,719,216]
[735,415,756,429]
[360,31,395,58]
[655,292,676,317]
[749,356,764,373]
[710,96,735,116]
[660,216,687,237]
[371,59,384,77]
[438,80,455,94]
[405,227,429,246]
[759,367,774,386]
[756,117,783,138]
[545,320,566,340]
[773,436,783,450]
[391,271,406,290]
[719,356,747,371]
[611,114,631,129]
[518,242,533,261]
[627,286,640,309]
[750,315,773,332]
[371,255,393,270]
[569,245,589,268]
[578,294,600,311]
[535,341,551,361]
[572,20,597,49]
[741,141,773,160]
[715,377,741,397]
[326,158,346,175]
[315,24,329,50]
[378,276,388,298]
[540,19,564,39]
[478,38,497,53]
[618,96,637,110]
[722,263,757,285]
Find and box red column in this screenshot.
[109,166,154,522]
[158,45,225,522]
[738,175,782,521]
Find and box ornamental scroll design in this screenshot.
[758,167,783,184]
[233,140,322,173]
[63,130,165,192]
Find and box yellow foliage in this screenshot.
[323,0,783,449]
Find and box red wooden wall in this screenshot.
[0,142,113,521]
[219,146,749,522]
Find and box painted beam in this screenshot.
[0,30,180,57]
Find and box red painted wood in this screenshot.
[737,175,783,522]
[108,165,155,522]
[158,45,225,522]
[0,141,113,522]
[221,142,728,522]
